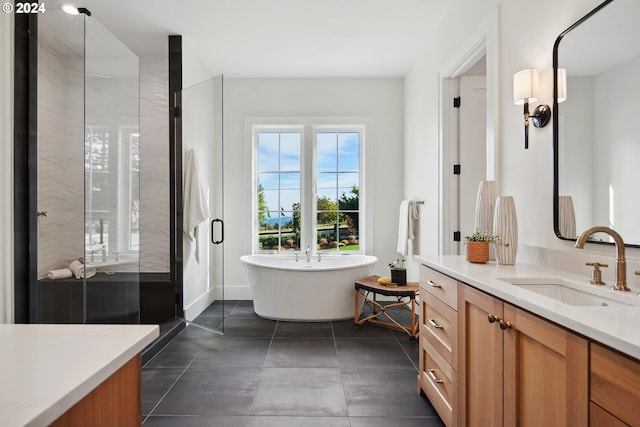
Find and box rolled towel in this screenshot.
[68,260,97,279]
[47,268,73,280]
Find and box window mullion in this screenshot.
[303,125,314,254]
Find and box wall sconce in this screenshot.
[556,68,567,103]
[513,69,550,149]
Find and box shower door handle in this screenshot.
[211,218,224,244]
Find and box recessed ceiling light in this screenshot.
[62,5,79,15]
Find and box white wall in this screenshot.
[404,0,640,283]
[592,56,640,242]
[223,78,404,299]
[182,40,215,89]
[558,76,594,233]
[1,8,14,323]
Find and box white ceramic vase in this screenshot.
[474,180,497,235]
[474,180,497,259]
[493,196,518,265]
[558,196,576,239]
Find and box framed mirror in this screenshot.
[553,0,640,247]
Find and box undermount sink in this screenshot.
[499,278,640,308]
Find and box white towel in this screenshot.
[183,148,210,264]
[47,268,73,280]
[397,200,420,256]
[68,260,97,279]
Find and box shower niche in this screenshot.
[34,7,140,323]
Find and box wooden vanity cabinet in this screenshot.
[458,284,589,427]
[590,343,640,426]
[418,265,459,427]
[457,283,503,426]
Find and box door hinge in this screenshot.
[175,292,181,304]
[453,164,461,175]
[174,106,181,118]
[453,231,461,242]
[453,97,461,108]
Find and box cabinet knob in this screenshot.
[428,369,444,384]
[488,314,499,323]
[499,319,512,330]
[428,318,444,329]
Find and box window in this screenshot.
[256,130,302,251]
[85,126,140,259]
[253,123,364,254]
[315,131,360,251]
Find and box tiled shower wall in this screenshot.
[36,39,85,278]
[37,47,171,276]
[139,57,170,272]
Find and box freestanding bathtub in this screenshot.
[240,254,378,321]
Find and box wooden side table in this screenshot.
[354,275,419,341]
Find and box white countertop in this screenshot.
[0,324,159,427]
[415,255,640,360]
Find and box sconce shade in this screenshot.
[62,4,79,14]
[557,68,567,103]
[513,69,539,105]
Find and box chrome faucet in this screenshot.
[305,244,311,262]
[575,226,629,291]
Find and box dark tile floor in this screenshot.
[142,300,445,426]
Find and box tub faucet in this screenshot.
[575,226,629,291]
[305,245,311,262]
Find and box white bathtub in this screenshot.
[240,254,378,321]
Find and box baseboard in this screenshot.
[184,288,216,321]
[222,284,252,300]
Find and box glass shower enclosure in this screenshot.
[179,76,225,333]
[35,7,140,323]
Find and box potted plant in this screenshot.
[464,231,506,264]
[388,258,407,286]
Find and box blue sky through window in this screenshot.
[316,132,359,206]
[258,132,301,213]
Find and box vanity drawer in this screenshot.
[591,343,640,426]
[420,339,456,427]
[421,292,457,369]
[420,265,458,309]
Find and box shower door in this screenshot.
[179,76,225,332]
[83,13,140,323]
[35,8,140,323]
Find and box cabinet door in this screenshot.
[502,304,588,427]
[590,402,629,427]
[458,284,504,427]
[591,343,640,426]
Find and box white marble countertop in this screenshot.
[415,255,640,360]
[0,324,159,427]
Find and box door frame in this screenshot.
[439,9,500,255]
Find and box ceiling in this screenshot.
[47,0,451,78]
